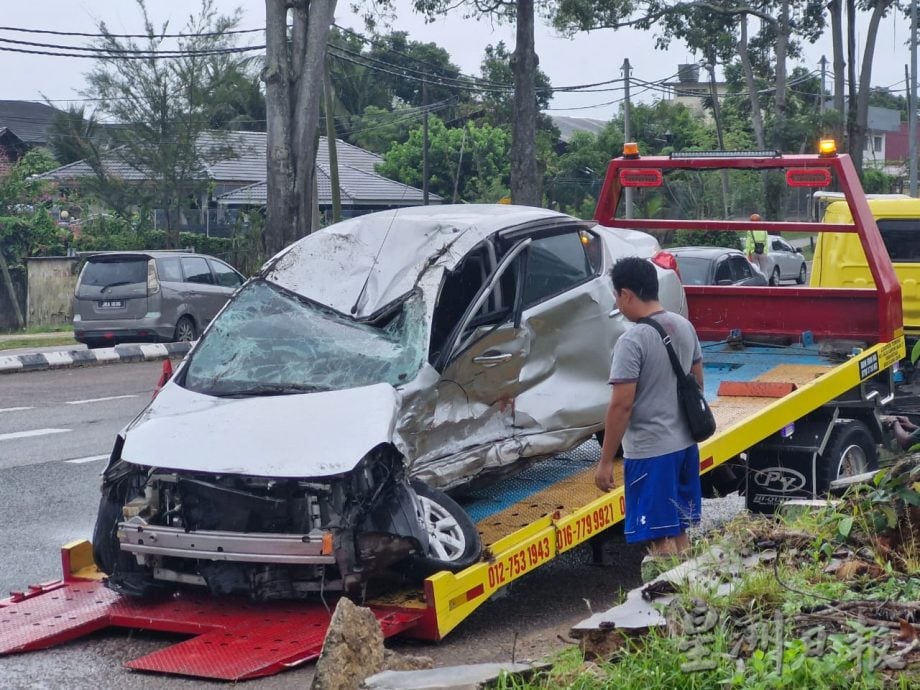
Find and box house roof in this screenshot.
[37,130,435,207]
[0,100,62,145]
[549,116,607,144]
[216,160,439,207]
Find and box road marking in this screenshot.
[65,394,139,406]
[0,406,33,413]
[0,428,70,441]
[65,454,109,464]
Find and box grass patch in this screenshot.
[504,458,920,689]
[0,324,72,335]
[0,336,78,351]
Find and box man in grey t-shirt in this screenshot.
[594,257,704,563]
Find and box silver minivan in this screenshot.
[73,251,244,348]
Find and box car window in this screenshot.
[183,281,426,395]
[209,259,243,288]
[673,256,710,285]
[181,257,214,285]
[771,239,785,252]
[878,220,920,262]
[713,257,732,284]
[730,256,754,281]
[522,231,592,307]
[79,258,147,287]
[157,257,182,283]
[430,245,491,363]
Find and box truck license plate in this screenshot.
[99,300,124,308]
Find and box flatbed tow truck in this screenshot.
[0,145,906,681]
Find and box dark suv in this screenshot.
[73,251,244,348]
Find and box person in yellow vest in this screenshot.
[745,213,770,277]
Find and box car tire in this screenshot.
[174,316,197,342]
[817,420,878,494]
[405,480,481,576]
[84,338,110,350]
[796,263,807,285]
[770,267,781,286]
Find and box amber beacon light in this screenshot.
[622,142,640,159]
[818,139,837,157]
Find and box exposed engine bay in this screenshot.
[92,444,463,600]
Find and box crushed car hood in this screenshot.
[121,381,400,477]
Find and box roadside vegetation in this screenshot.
[496,458,920,689]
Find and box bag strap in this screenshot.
[637,316,686,379]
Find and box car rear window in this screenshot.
[673,256,710,285]
[523,232,592,306]
[878,220,920,262]
[80,258,147,287]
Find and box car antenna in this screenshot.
[350,206,403,315]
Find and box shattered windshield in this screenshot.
[182,280,427,397]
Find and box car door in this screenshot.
[408,239,531,480]
[729,254,762,285]
[770,237,797,278]
[179,256,221,327]
[510,226,618,435]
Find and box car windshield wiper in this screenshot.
[215,383,323,398]
[99,280,133,294]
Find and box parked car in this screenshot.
[669,246,768,286]
[92,205,686,599]
[73,251,244,348]
[765,235,808,285]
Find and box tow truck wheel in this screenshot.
[406,480,481,576]
[818,420,878,492]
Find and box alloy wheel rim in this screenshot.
[836,443,868,479]
[417,496,466,561]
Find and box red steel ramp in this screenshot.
[0,576,422,681]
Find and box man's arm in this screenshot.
[691,360,704,389]
[594,382,636,492]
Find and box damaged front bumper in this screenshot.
[117,517,336,565]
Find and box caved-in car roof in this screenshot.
[263,204,573,319]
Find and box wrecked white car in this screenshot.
[93,204,685,599]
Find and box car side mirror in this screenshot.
[795,247,803,254]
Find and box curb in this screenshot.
[0,342,193,374]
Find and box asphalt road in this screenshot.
[0,361,645,688]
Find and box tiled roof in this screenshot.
[216,161,439,207]
[37,130,431,206]
[0,100,62,145]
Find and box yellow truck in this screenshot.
[811,193,920,340]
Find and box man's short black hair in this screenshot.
[610,257,659,301]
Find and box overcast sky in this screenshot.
[0,0,912,122]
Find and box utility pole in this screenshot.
[911,0,918,197]
[422,76,430,205]
[622,58,633,219]
[323,55,341,223]
[819,55,827,115]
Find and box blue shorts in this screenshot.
[623,446,702,544]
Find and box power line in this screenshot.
[0,42,264,59]
[0,25,265,39]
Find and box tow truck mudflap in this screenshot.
[0,541,424,681]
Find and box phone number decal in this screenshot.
[487,536,552,588]
[556,496,625,550]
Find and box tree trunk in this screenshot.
[0,251,24,329]
[829,0,846,143]
[323,54,341,223]
[510,0,539,206]
[738,16,766,149]
[263,0,336,257]
[846,0,860,167]
[854,2,891,172]
[772,0,789,151]
[264,0,295,257]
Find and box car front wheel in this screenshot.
[406,480,481,576]
[796,263,807,284]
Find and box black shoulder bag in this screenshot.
[638,317,716,442]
